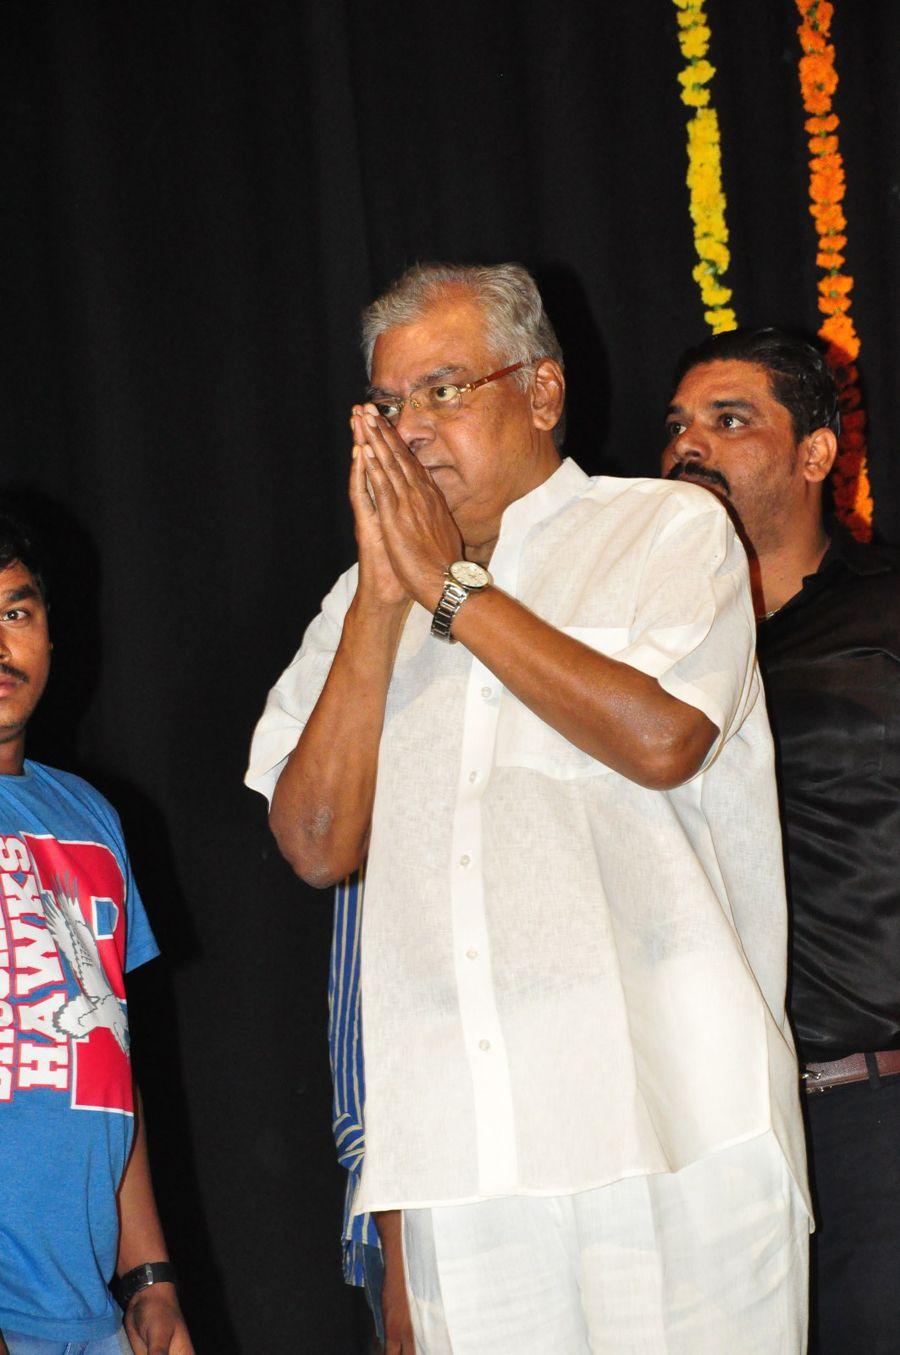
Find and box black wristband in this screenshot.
[114,1261,177,1308]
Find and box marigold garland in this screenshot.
[796,0,873,540]
[672,0,736,334]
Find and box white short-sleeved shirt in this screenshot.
[246,459,810,1218]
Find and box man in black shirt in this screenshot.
[662,327,900,1355]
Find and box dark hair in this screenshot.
[673,327,841,442]
[0,500,48,600]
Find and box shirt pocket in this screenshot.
[494,626,631,780]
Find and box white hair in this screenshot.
[360,261,565,390]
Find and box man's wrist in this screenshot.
[416,566,452,615]
[345,593,409,646]
[429,561,492,641]
[114,1261,177,1309]
[128,1280,179,1308]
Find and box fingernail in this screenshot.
[364,447,375,460]
[364,414,378,428]
[351,446,359,460]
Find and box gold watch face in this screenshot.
[449,560,490,589]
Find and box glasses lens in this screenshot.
[421,384,461,417]
[373,400,402,423]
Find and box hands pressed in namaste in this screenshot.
[348,404,462,613]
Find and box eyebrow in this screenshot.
[366,364,467,400]
[0,585,38,605]
[666,397,759,417]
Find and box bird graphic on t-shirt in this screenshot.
[39,874,130,1055]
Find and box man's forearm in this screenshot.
[373,1207,403,1257]
[374,1210,416,1352]
[117,1088,171,1274]
[117,1087,194,1353]
[269,595,408,885]
[450,585,716,789]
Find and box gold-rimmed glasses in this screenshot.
[369,360,537,425]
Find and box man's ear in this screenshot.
[801,426,839,484]
[530,359,565,432]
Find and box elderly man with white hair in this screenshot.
[246,262,810,1355]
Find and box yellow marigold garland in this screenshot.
[796,0,873,540]
[673,0,736,334]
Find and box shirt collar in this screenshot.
[497,457,590,545]
[761,524,899,628]
[816,525,899,578]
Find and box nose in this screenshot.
[668,419,711,465]
[394,401,436,458]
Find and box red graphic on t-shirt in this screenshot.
[0,833,132,1114]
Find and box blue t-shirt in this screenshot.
[0,760,159,1342]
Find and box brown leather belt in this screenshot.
[802,1049,900,1094]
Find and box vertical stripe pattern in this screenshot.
[329,870,379,1285]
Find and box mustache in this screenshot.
[0,663,27,684]
[666,460,731,497]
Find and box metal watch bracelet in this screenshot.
[430,579,470,643]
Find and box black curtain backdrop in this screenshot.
[3,2,898,1350]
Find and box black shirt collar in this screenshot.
[759,526,899,628]
[816,525,898,578]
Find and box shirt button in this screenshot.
[468,770,478,783]
[466,947,478,960]
[459,854,470,867]
[479,1039,491,1051]
[480,686,492,699]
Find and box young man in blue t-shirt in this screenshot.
[0,506,194,1355]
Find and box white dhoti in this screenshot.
[402,1133,808,1355]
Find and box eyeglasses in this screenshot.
[370,360,536,425]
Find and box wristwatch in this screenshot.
[114,1261,177,1309]
[431,561,492,642]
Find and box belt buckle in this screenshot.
[800,1069,833,1094]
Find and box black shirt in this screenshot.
[757,532,900,1063]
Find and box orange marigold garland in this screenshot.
[672,0,737,335]
[796,0,873,540]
